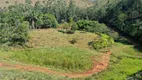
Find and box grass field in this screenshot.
[0,68,67,80]
[0,29,99,73]
[11,47,94,72]
[85,43,142,80]
[0,29,142,80]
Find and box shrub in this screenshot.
[0,21,29,45]
[76,20,110,33]
[92,33,114,50]
[59,22,70,30]
[5,1,9,3]
[71,22,78,30]
[38,13,58,28]
[11,21,30,45]
[70,38,77,44]
[107,31,119,40]
[66,30,75,34]
[68,17,78,31]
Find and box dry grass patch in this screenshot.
[27,29,98,51]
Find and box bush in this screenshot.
[68,17,78,30]
[92,33,114,50]
[70,38,77,44]
[76,20,110,33]
[107,31,119,40]
[59,22,70,30]
[0,21,29,45]
[38,13,58,28]
[11,21,30,45]
[71,22,78,30]
[66,30,75,34]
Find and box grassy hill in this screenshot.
[0,0,94,8]
[0,29,142,80]
[0,29,99,72]
[0,0,142,79]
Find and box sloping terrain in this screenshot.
[0,0,94,8]
[0,29,142,80]
[0,51,111,78]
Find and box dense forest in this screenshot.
[99,0,142,43]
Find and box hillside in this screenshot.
[0,29,142,80]
[0,0,142,80]
[0,0,94,8]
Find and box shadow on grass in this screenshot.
[133,46,142,53]
[58,30,75,34]
[115,36,142,53]
[127,70,142,80]
[115,36,133,45]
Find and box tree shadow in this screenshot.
[115,36,133,45]
[127,70,142,80]
[133,45,142,52]
[58,30,75,34]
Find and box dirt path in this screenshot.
[0,51,111,78]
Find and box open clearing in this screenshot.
[0,29,103,76]
[0,51,111,78]
[0,0,142,79]
[0,29,142,80]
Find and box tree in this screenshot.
[11,21,29,45]
[67,0,77,20]
[76,20,109,33]
[40,13,58,28]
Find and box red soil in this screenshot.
[0,51,111,78]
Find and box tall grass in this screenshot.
[11,47,94,72]
[0,68,68,80]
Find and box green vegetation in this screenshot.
[0,68,67,80]
[128,70,142,80]
[0,0,142,80]
[11,47,93,72]
[84,43,142,80]
[90,57,142,80]
[91,33,114,50]
[36,13,58,28]
[0,21,29,45]
[0,29,98,73]
[98,0,142,43]
[0,43,142,80]
[77,20,109,33]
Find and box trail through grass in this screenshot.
[0,29,142,80]
[83,43,142,80]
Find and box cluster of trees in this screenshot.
[97,0,142,43]
[0,8,30,45]
[2,0,141,47]
[76,20,109,33]
[0,0,82,45]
